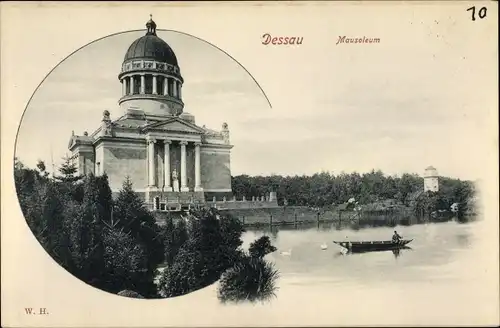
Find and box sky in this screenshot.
[15,15,496,181]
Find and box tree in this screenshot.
[102,228,149,294]
[95,174,113,225]
[162,215,188,267]
[218,234,279,304]
[39,182,73,270]
[54,154,82,183]
[14,158,39,209]
[113,176,164,297]
[248,236,277,259]
[69,174,107,288]
[36,160,50,178]
[14,161,168,298]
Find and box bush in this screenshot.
[249,236,277,258]
[117,290,144,299]
[217,257,280,304]
[158,246,207,297]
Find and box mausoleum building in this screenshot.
[68,17,234,208]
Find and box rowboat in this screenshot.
[333,239,413,253]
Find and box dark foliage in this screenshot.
[14,159,162,299]
[232,171,477,217]
[217,256,280,304]
[413,178,476,218]
[53,154,83,183]
[231,171,424,207]
[158,208,246,298]
[117,290,145,299]
[162,215,189,267]
[248,236,277,259]
[113,177,165,276]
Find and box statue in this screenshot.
[103,110,110,121]
[172,169,179,192]
[221,122,230,145]
[101,110,112,136]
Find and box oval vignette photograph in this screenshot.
[14,16,278,301]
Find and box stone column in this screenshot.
[140,74,145,94]
[194,142,203,191]
[122,79,126,96]
[129,76,134,94]
[180,141,189,192]
[173,79,178,97]
[153,75,158,94]
[163,140,172,191]
[178,83,182,98]
[163,77,168,96]
[147,137,156,187]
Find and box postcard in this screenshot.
[1,1,498,327]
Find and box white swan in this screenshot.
[320,243,328,250]
[280,249,292,256]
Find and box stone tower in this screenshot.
[424,166,439,192]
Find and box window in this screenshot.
[157,76,164,95]
[168,78,173,96]
[145,75,153,94]
[133,76,141,95]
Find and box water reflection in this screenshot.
[246,215,478,237]
[331,246,412,259]
[392,247,412,258]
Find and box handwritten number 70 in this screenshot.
[467,6,487,21]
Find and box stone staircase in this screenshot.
[148,191,205,212]
[161,191,205,204]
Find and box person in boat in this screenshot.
[392,230,402,243]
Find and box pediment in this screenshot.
[68,134,93,150]
[143,118,205,134]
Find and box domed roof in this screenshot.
[123,16,178,66]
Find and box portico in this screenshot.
[146,137,203,193]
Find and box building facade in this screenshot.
[68,17,234,207]
[424,165,439,192]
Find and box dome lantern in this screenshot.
[146,15,157,36]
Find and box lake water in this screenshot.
[167,218,498,326]
[241,219,479,288]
